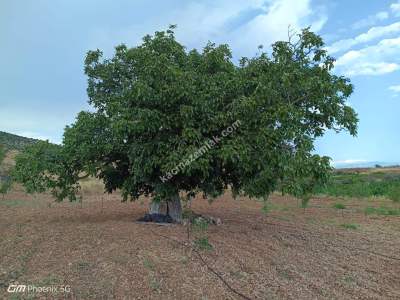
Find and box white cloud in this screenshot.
[391,1,400,16]
[335,36,400,76]
[90,0,327,59]
[352,11,389,30]
[389,84,400,94]
[224,0,327,56]
[328,22,400,54]
[377,11,390,20]
[89,1,267,56]
[332,1,400,54]
[344,62,399,76]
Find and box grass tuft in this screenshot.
[333,203,346,210]
[340,223,358,230]
[194,237,213,251]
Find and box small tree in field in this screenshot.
[13,26,358,222]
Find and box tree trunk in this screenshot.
[149,193,182,223]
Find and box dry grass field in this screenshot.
[1,183,400,299]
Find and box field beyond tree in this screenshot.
[317,167,400,202]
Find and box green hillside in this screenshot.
[0,131,39,151]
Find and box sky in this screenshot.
[0,0,399,166]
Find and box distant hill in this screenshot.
[0,131,39,151]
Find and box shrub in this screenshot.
[0,180,12,200]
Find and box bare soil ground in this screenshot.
[1,187,400,299]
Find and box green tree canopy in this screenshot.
[13,26,358,220]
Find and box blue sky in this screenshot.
[1,0,399,166]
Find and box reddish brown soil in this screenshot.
[1,189,400,299]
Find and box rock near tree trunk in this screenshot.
[148,193,182,223]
